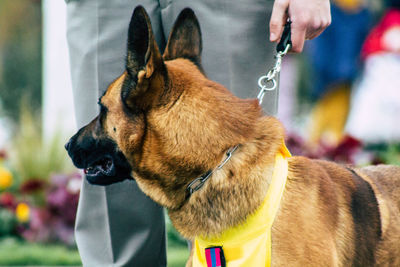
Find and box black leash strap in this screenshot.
[277,21,292,53]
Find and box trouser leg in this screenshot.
[159,0,276,112]
[66,0,166,266]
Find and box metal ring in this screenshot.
[258,76,277,91]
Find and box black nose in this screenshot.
[65,139,72,152]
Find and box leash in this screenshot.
[257,21,292,113]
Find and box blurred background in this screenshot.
[0,0,399,266]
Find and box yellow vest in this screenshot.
[193,144,291,267]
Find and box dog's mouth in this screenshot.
[66,134,133,186]
[80,153,132,186]
[84,155,116,178]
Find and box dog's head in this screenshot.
[66,6,264,209]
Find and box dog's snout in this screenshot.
[65,139,72,152]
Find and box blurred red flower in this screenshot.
[19,179,47,194]
[0,192,16,210]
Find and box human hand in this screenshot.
[269,0,331,52]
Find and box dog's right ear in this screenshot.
[121,6,166,110]
[163,8,202,69]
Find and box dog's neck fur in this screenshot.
[168,116,285,239]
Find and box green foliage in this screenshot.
[381,145,400,165]
[166,214,187,248]
[166,214,190,266]
[0,237,81,266]
[0,237,189,266]
[0,209,16,236]
[9,106,74,184]
[168,246,190,267]
[0,0,42,124]
[367,143,400,165]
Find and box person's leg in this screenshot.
[66,0,166,265]
[159,0,276,113]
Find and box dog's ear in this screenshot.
[121,6,166,110]
[164,8,202,68]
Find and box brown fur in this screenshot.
[69,7,400,266]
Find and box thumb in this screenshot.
[269,0,289,42]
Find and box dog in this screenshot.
[66,6,400,266]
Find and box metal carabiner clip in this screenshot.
[257,21,292,108]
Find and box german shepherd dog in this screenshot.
[66,6,400,266]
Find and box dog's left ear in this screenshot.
[164,8,202,68]
[122,6,167,110]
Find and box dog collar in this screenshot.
[186,145,239,198]
[192,142,291,267]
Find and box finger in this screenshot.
[306,17,331,40]
[290,22,307,52]
[305,6,332,40]
[307,17,332,40]
[306,28,324,40]
[269,0,290,42]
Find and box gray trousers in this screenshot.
[66,0,274,266]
